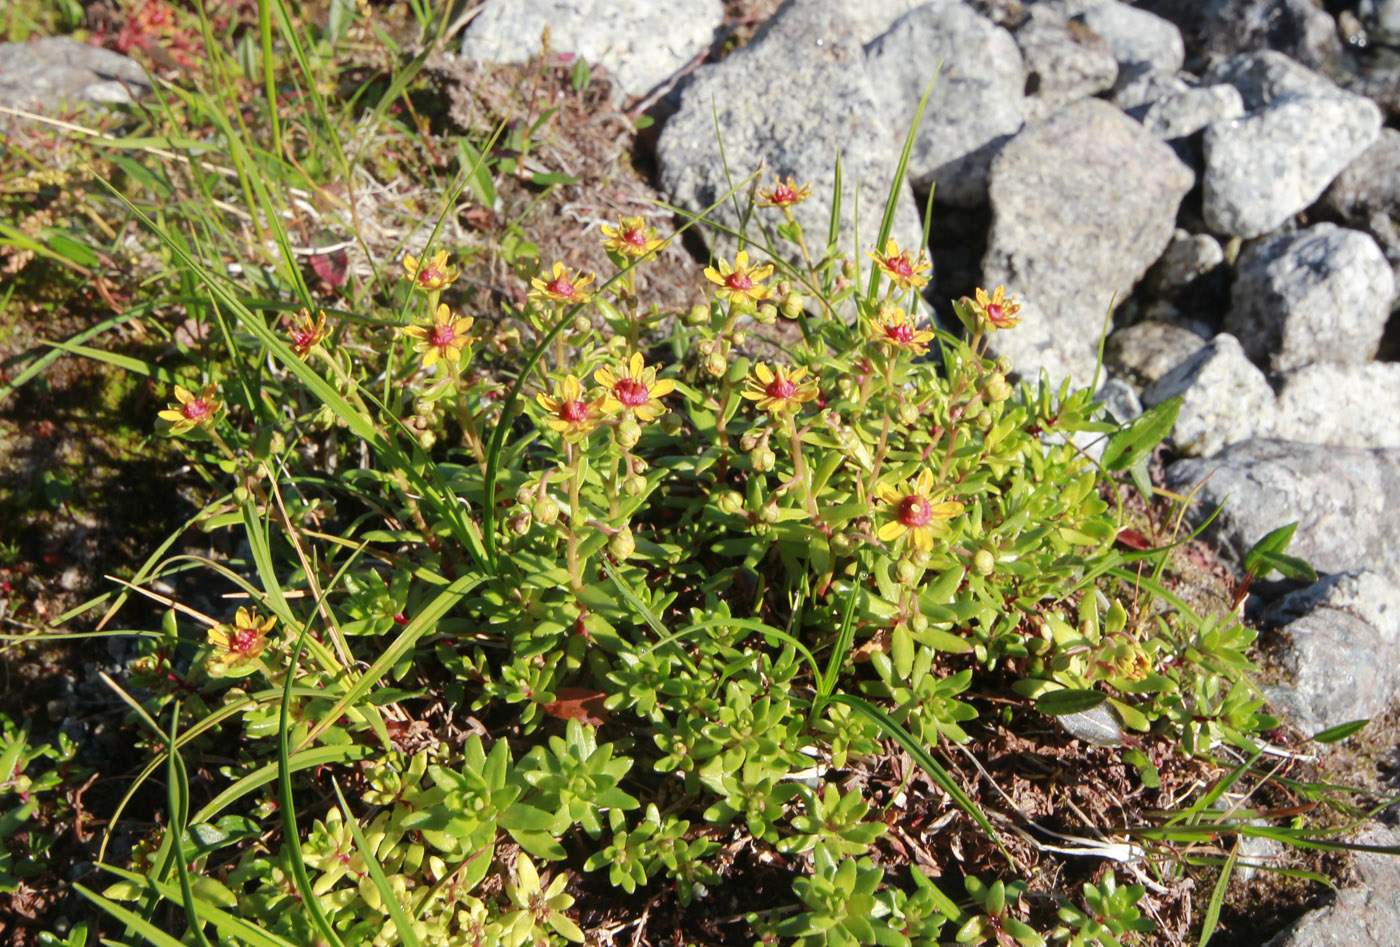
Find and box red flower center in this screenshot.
[623,228,648,247]
[229,625,260,654]
[885,321,915,344]
[725,272,753,292]
[182,398,209,421]
[559,400,589,422]
[615,378,650,406]
[429,322,456,347]
[898,495,932,527]
[888,254,914,279]
[987,303,1004,323]
[547,277,576,298]
[765,377,796,400]
[772,184,796,204]
[290,330,314,351]
[417,265,444,287]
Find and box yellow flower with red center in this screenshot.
[404,304,474,368]
[741,362,819,415]
[867,239,931,291]
[869,306,935,355]
[756,176,812,208]
[157,383,221,435]
[967,285,1022,330]
[600,216,669,259]
[704,250,774,309]
[594,352,675,423]
[530,262,595,305]
[206,607,275,677]
[287,308,329,359]
[536,374,607,441]
[875,469,964,552]
[402,250,460,292]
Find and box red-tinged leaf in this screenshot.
[542,688,608,725]
[309,247,348,288]
[1116,528,1151,551]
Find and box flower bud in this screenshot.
[532,495,560,526]
[606,334,628,356]
[685,304,711,326]
[704,350,728,377]
[754,304,778,325]
[750,445,776,472]
[995,355,1014,375]
[630,456,648,474]
[896,559,919,585]
[233,484,251,504]
[739,431,761,452]
[975,409,993,430]
[717,491,744,515]
[906,547,929,569]
[624,474,647,496]
[509,512,532,536]
[616,416,643,449]
[973,549,996,576]
[776,280,792,297]
[780,293,806,320]
[841,259,857,280]
[837,376,855,396]
[516,483,536,506]
[418,429,437,450]
[910,612,930,633]
[897,402,920,426]
[831,532,854,554]
[730,330,747,347]
[982,372,1012,403]
[572,314,592,335]
[609,526,636,560]
[759,497,781,523]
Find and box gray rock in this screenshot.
[1105,320,1209,387]
[1271,363,1400,449]
[0,37,150,111]
[1098,375,1143,425]
[864,1,1025,206]
[1203,50,1340,110]
[1164,439,1400,580]
[1110,67,1190,111]
[1076,1,1185,77]
[1261,570,1400,740]
[1319,128,1400,272]
[984,294,1098,391]
[458,0,722,97]
[1141,84,1245,140]
[1132,0,1344,76]
[1345,68,1400,122]
[1202,92,1383,239]
[657,1,923,273]
[982,99,1193,389]
[1014,6,1119,122]
[835,0,927,44]
[1142,333,1275,456]
[1264,826,1400,947]
[1359,0,1400,47]
[1146,230,1227,296]
[1224,224,1395,372]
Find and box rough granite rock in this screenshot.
[1263,826,1400,947]
[1359,0,1400,47]
[1140,84,1245,140]
[1111,67,1190,111]
[1224,224,1395,373]
[1259,570,1400,735]
[1141,333,1274,457]
[1201,93,1382,238]
[982,99,1193,389]
[1146,230,1226,296]
[1203,50,1340,110]
[1132,0,1344,75]
[1076,0,1185,78]
[1271,363,1400,449]
[458,0,722,97]
[657,1,923,273]
[1164,439,1400,580]
[834,0,927,44]
[1318,128,1400,273]
[864,1,1024,206]
[1105,320,1209,387]
[0,37,150,111]
[1014,6,1119,122]
[982,295,1095,391]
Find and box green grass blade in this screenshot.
[73,883,193,947]
[331,778,423,947]
[98,865,302,947]
[1197,839,1238,947]
[866,65,940,300]
[165,704,214,947]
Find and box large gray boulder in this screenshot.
[864,1,1024,206]
[1264,826,1400,947]
[1271,363,1400,449]
[1076,0,1185,79]
[1203,50,1339,110]
[1142,334,1275,457]
[982,99,1193,389]
[1224,224,1395,373]
[1165,440,1400,581]
[1140,84,1245,141]
[657,1,923,274]
[1131,0,1344,75]
[0,37,150,111]
[1105,320,1209,387]
[1013,6,1119,122]
[1319,128,1400,276]
[459,0,722,97]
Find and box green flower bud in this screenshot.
[837,376,855,395]
[609,527,636,560]
[906,547,929,569]
[717,491,745,515]
[516,483,535,506]
[730,330,747,347]
[983,372,1013,403]
[976,409,993,429]
[572,314,592,335]
[659,412,682,435]
[780,293,806,320]
[418,429,437,449]
[739,431,761,452]
[532,495,560,526]
[973,549,996,575]
[910,612,930,633]
[830,532,855,554]
[616,416,643,449]
[624,474,647,496]
[896,558,919,585]
[776,280,793,296]
[898,402,920,426]
[841,259,857,280]
[606,334,629,356]
[750,445,776,472]
[704,350,728,377]
[760,497,781,523]
[685,303,711,326]
[754,304,778,325]
[995,355,1014,375]
[509,512,532,536]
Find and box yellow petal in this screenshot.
[628,352,644,377]
[877,520,907,541]
[594,367,616,388]
[563,375,581,399]
[875,483,902,505]
[754,363,774,384]
[913,469,934,494]
[650,378,676,398]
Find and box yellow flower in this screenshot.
[967,285,1022,331]
[869,306,934,355]
[402,250,459,292]
[536,374,607,441]
[875,469,963,552]
[704,250,774,309]
[157,383,221,436]
[756,176,812,208]
[404,303,474,368]
[741,362,819,415]
[287,308,329,359]
[530,262,595,305]
[594,352,675,423]
[600,216,669,259]
[867,239,931,291]
[206,607,275,677]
